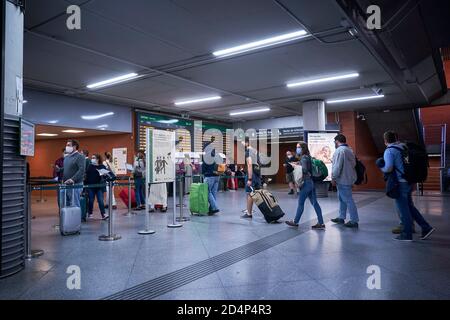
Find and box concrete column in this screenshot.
[4,0,24,116]
[302,100,326,131]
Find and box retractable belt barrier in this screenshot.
[27,174,250,244]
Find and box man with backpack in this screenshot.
[330,134,359,228]
[241,137,262,219]
[378,131,435,241]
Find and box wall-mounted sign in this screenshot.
[112,147,127,175]
[20,119,35,157]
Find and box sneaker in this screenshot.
[344,221,359,228]
[112,205,117,210]
[420,227,435,240]
[285,220,299,227]
[392,225,402,234]
[312,223,326,230]
[160,207,167,212]
[241,213,253,219]
[209,209,220,215]
[148,208,155,213]
[102,214,109,220]
[88,214,93,219]
[288,190,294,195]
[393,235,413,242]
[331,218,345,224]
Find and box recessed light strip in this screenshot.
[326,94,384,104]
[62,130,85,133]
[287,73,359,88]
[37,133,58,137]
[175,96,221,106]
[230,107,271,116]
[81,112,114,120]
[213,30,308,57]
[87,73,139,89]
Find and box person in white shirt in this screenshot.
[103,152,117,210]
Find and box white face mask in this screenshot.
[65,146,74,154]
[91,159,98,165]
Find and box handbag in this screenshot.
[293,165,303,188]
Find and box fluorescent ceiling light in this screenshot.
[86,73,139,89]
[47,120,59,124]
[230,107,271,116]
[96,124,109,129]
[158,119,179,124]
[37,133,58,137]
[62,129,85,133]
[81,112,114,120]
[287,73,359,88]
[175,96,221,106]
[23,100,28,104]
[326,94,385,104]
[213,30,308,57]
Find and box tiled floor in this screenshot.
[1,187,449,300]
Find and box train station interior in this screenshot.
[0,0,450,301]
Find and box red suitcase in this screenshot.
[227,178,238,190]
[119,188,137,208]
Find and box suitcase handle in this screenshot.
[62,185,76,208]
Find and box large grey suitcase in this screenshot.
[60,187,81,236]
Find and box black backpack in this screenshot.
[389,142,428,184]
[354,157,368,185]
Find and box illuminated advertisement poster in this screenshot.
[20,119,35,157]
[112,148,127,175]
[306,131,338,181]
[148,128,176,183]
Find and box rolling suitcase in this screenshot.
[60,187,82,236]
[189,183,209,216]
[250,188,285,223]
[119,188,136,208]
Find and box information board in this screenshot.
[306,131,338,181]
[20,119,35,157]
[112,147,127,175]
[147,128,176,183]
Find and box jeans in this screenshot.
[204,176,220,211]
[337,184,359,223]
[395,182,431,238]
[88,188,106,216]
[134,177,146,207]
[294,179,324,224]
[59,184,83,208]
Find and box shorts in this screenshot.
[286,172,295,183]
[245,176,262,193]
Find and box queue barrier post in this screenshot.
[25,184,44,259]
[168,179,182,228]
[123,176,135,217]
[138,180,155,235]
[99,180,121,241]
[176,176,189,222]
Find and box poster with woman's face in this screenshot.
[307,132,337,181]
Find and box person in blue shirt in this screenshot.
[377,131,434,241]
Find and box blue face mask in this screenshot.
[296,147,302,155]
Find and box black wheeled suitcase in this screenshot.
[250,189,285,223]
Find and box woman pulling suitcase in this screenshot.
[285,142,325,230]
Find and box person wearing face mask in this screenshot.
[103,152,117,210]
[283,150,297,195]
[330,134,359,228]
[285,142,324,230]
[61,139,86,211]
[85,154,109,220]
[133,151,146,210]
[241,137,262,219]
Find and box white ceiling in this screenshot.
[22,0,445,123]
